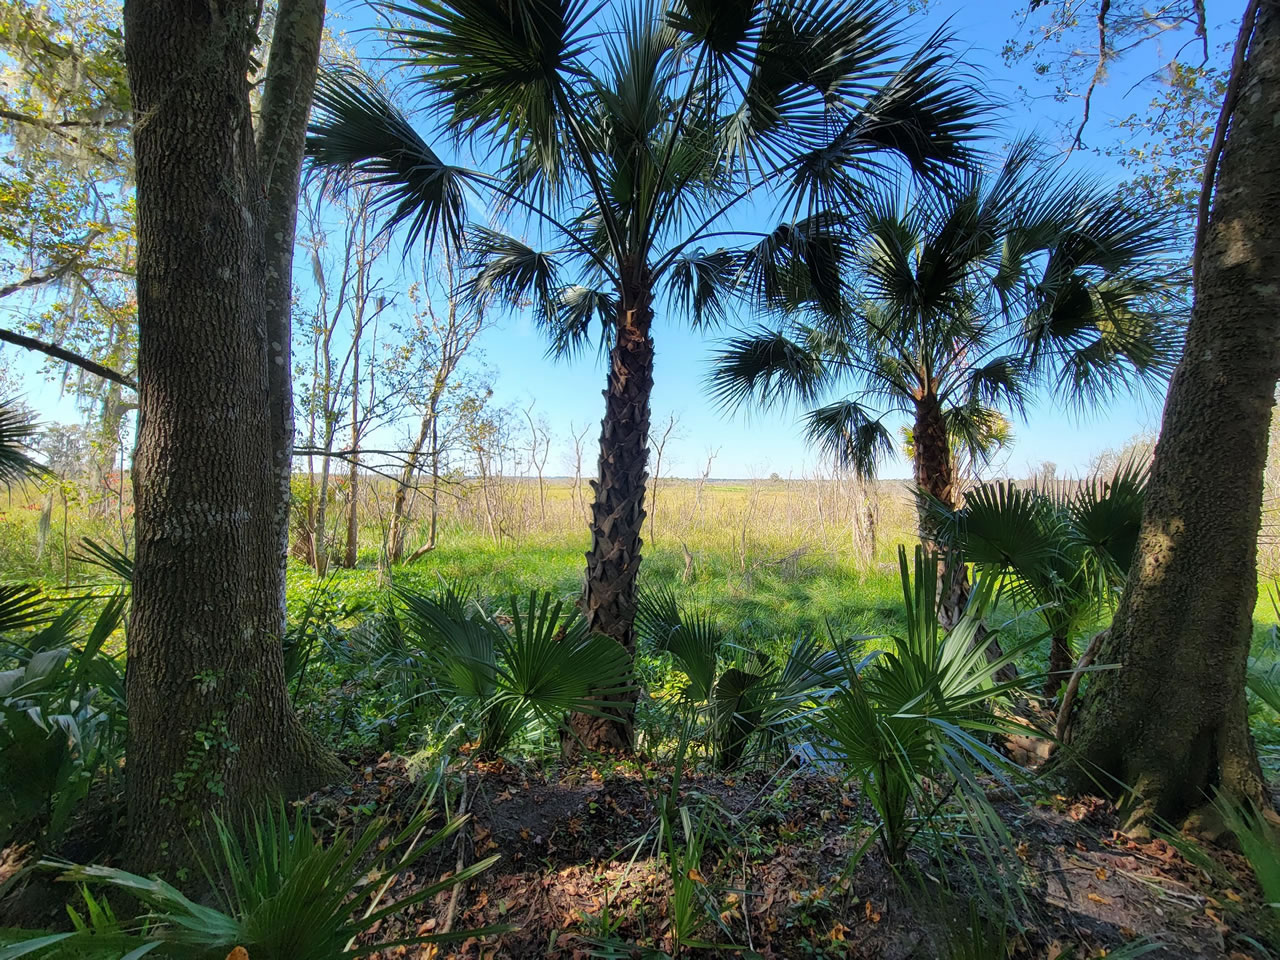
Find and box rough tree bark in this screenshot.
[1065,0,1278,829]
[258,0,325,627]
[913,394,1013,680]
[568,284,654,755]
[124,0,338,868]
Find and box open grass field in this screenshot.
[5,473,1280,958]
[7,471,1280,659]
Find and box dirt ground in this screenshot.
[302,754,1274,960]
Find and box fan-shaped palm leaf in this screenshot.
[307,69,472,252]
[803,399,894,479]
[395,585,631,753]
[0,402,47,489]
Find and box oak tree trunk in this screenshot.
[124,0,338,868]
[1065,0,1278,829]
[258,0,325,629]
[568,286,654,755]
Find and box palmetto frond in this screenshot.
[0,585,47,638]
[465,227,561,324]
[394,585,631,753]
[943,403,1012,468]
[0,401,47,489]
[931,481,1060,575]
[635,585,842,768]
[667,248,742,328]
[307,69,471,252]
[813,546,1039,863]
[50,803,511,959]
[549,284,617,357]
[385,0,592,178]
[636,584,721,703]
[1066,458,1148,582]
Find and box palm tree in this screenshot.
[710,143,1180,626]
[305,0,986,749]
[923,462,1148,698]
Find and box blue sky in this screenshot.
[351,0,1208,480]
[5,0,1232,479]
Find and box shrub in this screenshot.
[7,803,511,960]
[812,546,1040,864]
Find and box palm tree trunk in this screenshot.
[912,396,1014,680]
[1045,635,1073,700]
[912,394,963,624]
[1065,0,1277,829]
[568,285,654,755]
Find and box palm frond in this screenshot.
[707,326,826,412]
[0,585,48,635]
[664,0,758,64]
[549,284,617,358]
[71,538,134,584]
[0,402,47,489]
[802,399,893,479]
[933,481,1061,577]
[839,29,985,184]
[307,68,471,252]
[740,214,850,316]
[1068,459,1148,580]
[944,404,1012,468]
[495,591,633,726]
[395,585,632,753]
[1249,657,1280,716]
[635,585,720,703]
[49,802,511,959]
[465,226,562,325]
[667,248,742,328]
[384,0,591,174]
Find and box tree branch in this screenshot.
[0,108,124,164]
[0,327,137,391]
[1193,0,1262,286]
[1071,0,1112,151]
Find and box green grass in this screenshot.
[289,533,911,660]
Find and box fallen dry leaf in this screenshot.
[1087,893,1111,905]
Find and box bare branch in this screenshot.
[0,108,125,164]
[1072,0,1112,151]
[0,327,137,390]
[0,230,103,301]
